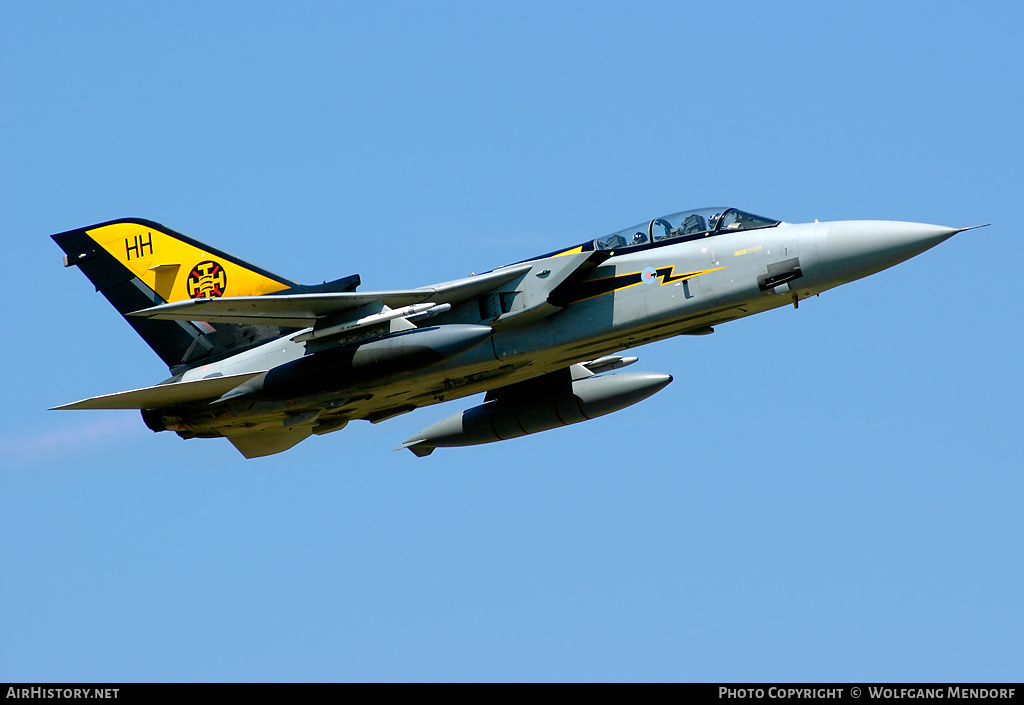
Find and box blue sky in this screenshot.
[1,1,1021,682]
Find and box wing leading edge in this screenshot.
[51,372,263,410]
[127,265,533,326]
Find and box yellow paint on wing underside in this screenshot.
[87,222,290,302]
[734,245,762,256]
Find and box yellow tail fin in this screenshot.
[83,220,292,302]
[53,218,300,370]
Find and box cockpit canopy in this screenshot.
[593,207,780,251]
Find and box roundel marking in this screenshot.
[187,260,228,298]
[641,266,659,285]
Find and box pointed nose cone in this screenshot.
[823,220,961,284]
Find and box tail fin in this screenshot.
[52,218,301,372]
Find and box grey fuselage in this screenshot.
[164,217,960,440]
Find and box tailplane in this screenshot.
[51,218,357,372]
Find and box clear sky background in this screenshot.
[1,1,1021,682]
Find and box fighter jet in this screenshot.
[50,208,979,458]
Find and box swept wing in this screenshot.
[128,265,533,326]
[52,372,263,410]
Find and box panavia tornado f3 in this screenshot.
[51,208,980,458]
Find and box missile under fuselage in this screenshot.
[256,324,494,400]
[402,371,673,456]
